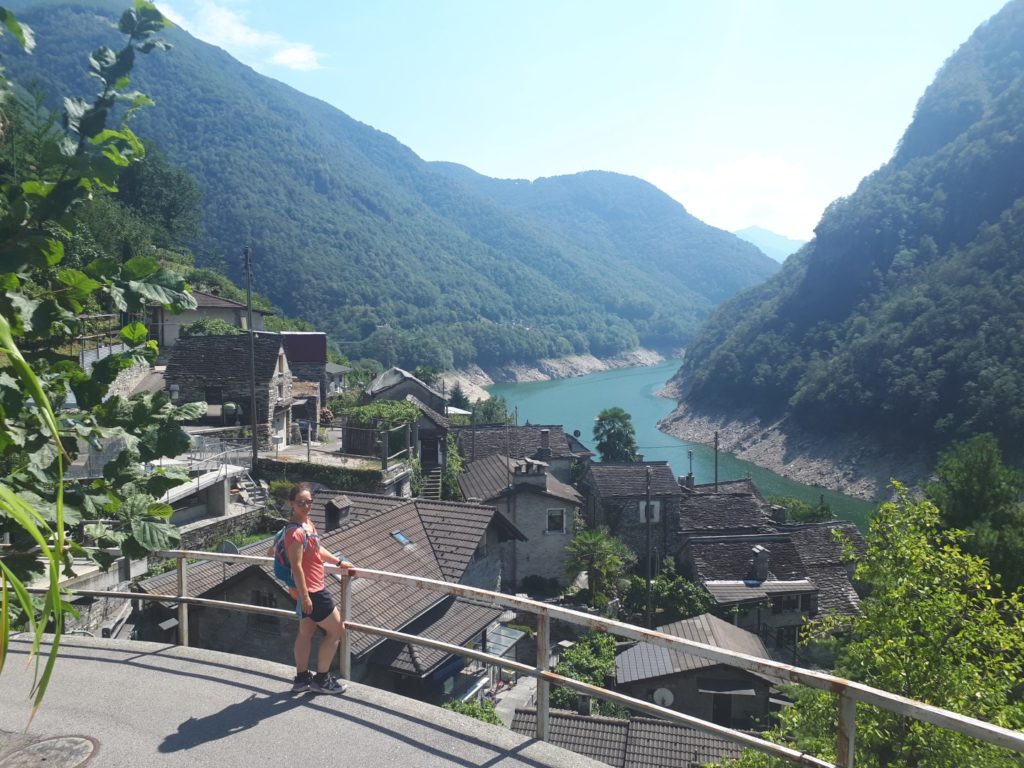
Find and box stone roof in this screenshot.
[453,425,591,463]
[678,493,774,535]
[191,289,273,313]
[686,535,805,582]
[405,394,449,429]
[684,524,863,616]
[585,462,682,499]
[371,598,503,676]
[615,613,770,684]
[458,454,583,506]
[510,710,741,767]
[366,367,445,400]
[686,478,766,502]
[164,332,283,382]
[280,331,327,363]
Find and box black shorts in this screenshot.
[302,589,335,623]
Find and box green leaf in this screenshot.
[147,502,173,519]
[57,270,101,303]
[129,517,180,554]
[121,256,160,281]
[119,322,149,347]
[0,10,34,52]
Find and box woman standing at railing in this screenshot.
[279,482,352,694]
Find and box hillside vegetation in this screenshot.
[5,1,776,370]
[674,0,1024,462]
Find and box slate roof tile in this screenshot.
[586,462,682,498]
[453,425,591,462]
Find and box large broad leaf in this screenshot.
[57,270,101,304]
[127,517,180,556]
[120,256,159,281]
[119,322,148,347]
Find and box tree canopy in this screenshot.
[593,407,639,463]
[735,485,1024,768]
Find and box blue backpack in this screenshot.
[272,522,308,588]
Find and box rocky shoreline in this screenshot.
[657,401,931,502]
[439,348,667,402]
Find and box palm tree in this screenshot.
[565,526,634,598]
[593,406,639,462]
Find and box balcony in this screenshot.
[8,550,1024,768]
[0,635,597,768]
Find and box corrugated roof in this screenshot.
[703,580,816,604]
[510,710,741,767]
[615,613,769,684]
[585,463,681,499]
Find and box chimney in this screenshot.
[577,694,593,716]
[325,496,352,532]
[769,504,787,525]
[534,428,553,461]
[751,544,769,582]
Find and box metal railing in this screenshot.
[41,549,1024,768]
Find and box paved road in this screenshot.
[0,636,601,768]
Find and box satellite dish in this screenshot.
[653,688,674,707]
[218,541,240,554]
[573,429,581,438]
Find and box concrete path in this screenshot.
[0,636,602,768]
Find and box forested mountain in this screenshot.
[674,0,1024,461]
[733,226,806,262]
[4,1,777,370]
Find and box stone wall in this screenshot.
[177,506,275,552]
[106,361,152,399]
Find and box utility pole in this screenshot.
[645,465,653,628]
[243,246,258,479]
[714,431,719,493]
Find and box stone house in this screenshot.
[280,331,328,402]
[147,289,272,350]
[580,461,683,568]
[615,613,775,731]
[135,490,526,702]
[354,368,449,471]
[164,332,296,448]
[452,425,592,484]
[679,521,864,662]
[458,453,584,590]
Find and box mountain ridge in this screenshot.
[3,1,778,369]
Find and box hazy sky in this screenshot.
[159,1,1007,240]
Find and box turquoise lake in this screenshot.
[487,359,876,529]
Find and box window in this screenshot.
[204,386,223,405]
[546,509,565,533]
[249,589,279,630]
[637,499,661,523]
[391,530,412,546]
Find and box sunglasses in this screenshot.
[294,498,313,506]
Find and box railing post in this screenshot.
[338,568,351,680]
[837,691,856,768]
[535,609,550,741]
[176,555,189,647]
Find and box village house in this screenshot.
[614,613,775,731]
[146,289,272,350]
[452,424,592,484]
[510,709,741,767]
[280,331,329,402]
[579,461,683,568]
[458,453,584,590]
[678,521,864,663]
[135,489,527,703]
[163,332,300,448]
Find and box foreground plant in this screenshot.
[0,2,200,720]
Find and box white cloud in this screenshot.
[270,44,322,72]
[157,1,324,71]
[644,153,831,241]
